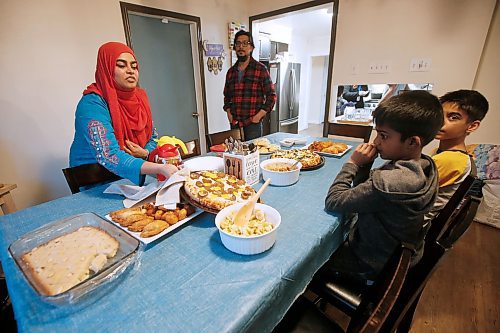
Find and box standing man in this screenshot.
[223,30,276,140]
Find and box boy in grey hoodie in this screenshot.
[322,90,444,280]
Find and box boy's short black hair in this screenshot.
[233,30,255,50]
[439,90,489,122]
[372,90,443,146]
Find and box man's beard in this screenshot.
[237,54,249,62]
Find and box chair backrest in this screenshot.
[207,128,244,146]
[327,122,372,143]
[380,176,479,332]
[62,163,121,194]
[180,139,201,159]
[347,244,414,333]
[425,175,475,245]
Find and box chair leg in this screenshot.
[396,293,421,333]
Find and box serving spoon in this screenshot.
[233,178,271,227]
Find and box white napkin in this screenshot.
[280,137,308,147]
[104,169,189,208]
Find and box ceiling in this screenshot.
[257,4,333,39]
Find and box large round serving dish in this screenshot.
[214,203,281,255]
[260,158,301,186]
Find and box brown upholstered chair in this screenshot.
[327,122,372,143]
[274,243,414,333]
[62,163,121,194]
[207,128,244,146]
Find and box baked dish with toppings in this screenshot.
[270,149,322,169]
[183,171,256,212]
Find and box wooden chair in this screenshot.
[207,128,244,146]
[306,176,477,329]
[180,139,201,159]
[327,122,372,143]
[62,163,121,194]
[381,177,480,332]
[0,184,17,215]
[274,243,414,333]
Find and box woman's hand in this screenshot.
[124,140,149,159]
[141,162,178,180]
[348,143,378,166]
[157,163,179,179]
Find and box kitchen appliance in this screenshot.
[268,61,301,134]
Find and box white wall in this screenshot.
[307,56,328,124]
[1,0,499,211]
[0,0,247,211]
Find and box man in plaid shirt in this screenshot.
[223,30,276,140]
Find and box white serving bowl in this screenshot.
[215,203,281,255]
[260,158,302,186]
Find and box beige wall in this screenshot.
[1,0,499,211]
[0,0,247,211]
[471,1,499,145]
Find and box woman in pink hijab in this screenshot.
[70,42,177,185]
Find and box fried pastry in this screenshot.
[140,220,169,238]
[161,211,179,225]
[175,208,188,221]
[109,207,146,227]
[323,145,340,154]
[127,216,154,232]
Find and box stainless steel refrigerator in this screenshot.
[268,61,301,134]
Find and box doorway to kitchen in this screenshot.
[120,2,208,152]
[250,0,339,137]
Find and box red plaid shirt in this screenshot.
[223,58,276,126]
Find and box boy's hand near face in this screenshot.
[349,143,378,166]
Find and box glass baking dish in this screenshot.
[9,212,141,305]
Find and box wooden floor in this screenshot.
[410,222,499,333]
[318,222,499,332]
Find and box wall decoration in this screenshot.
[205,43,224,57]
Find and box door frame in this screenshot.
[249,0,339,137]
[120,1,208,149]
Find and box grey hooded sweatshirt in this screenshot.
[325,155,438,274]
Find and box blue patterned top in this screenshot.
[69,93,157,184]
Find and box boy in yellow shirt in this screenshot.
[426,90,489,221]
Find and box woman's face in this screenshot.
[114,52,138,91]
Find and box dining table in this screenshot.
[0,132,357,333]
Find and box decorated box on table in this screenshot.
[223,150,260,185]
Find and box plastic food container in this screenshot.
[215,203,281,255]
[9,212,140,305]
[260,158,302,186]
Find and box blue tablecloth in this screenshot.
[0,133,355,333]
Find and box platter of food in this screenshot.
[182,170,256,214]
[269,149,325,170]
[106,203,203,244]
[9,213,140,303]
[253,138,280,155]
[304,140,352,157]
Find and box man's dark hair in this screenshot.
[233,30,255,50]
[439,90,489,122]
[372,90,443,146]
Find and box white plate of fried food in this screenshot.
[106,203,203,244]
[304,140,352,157]
[253,138,280,154]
